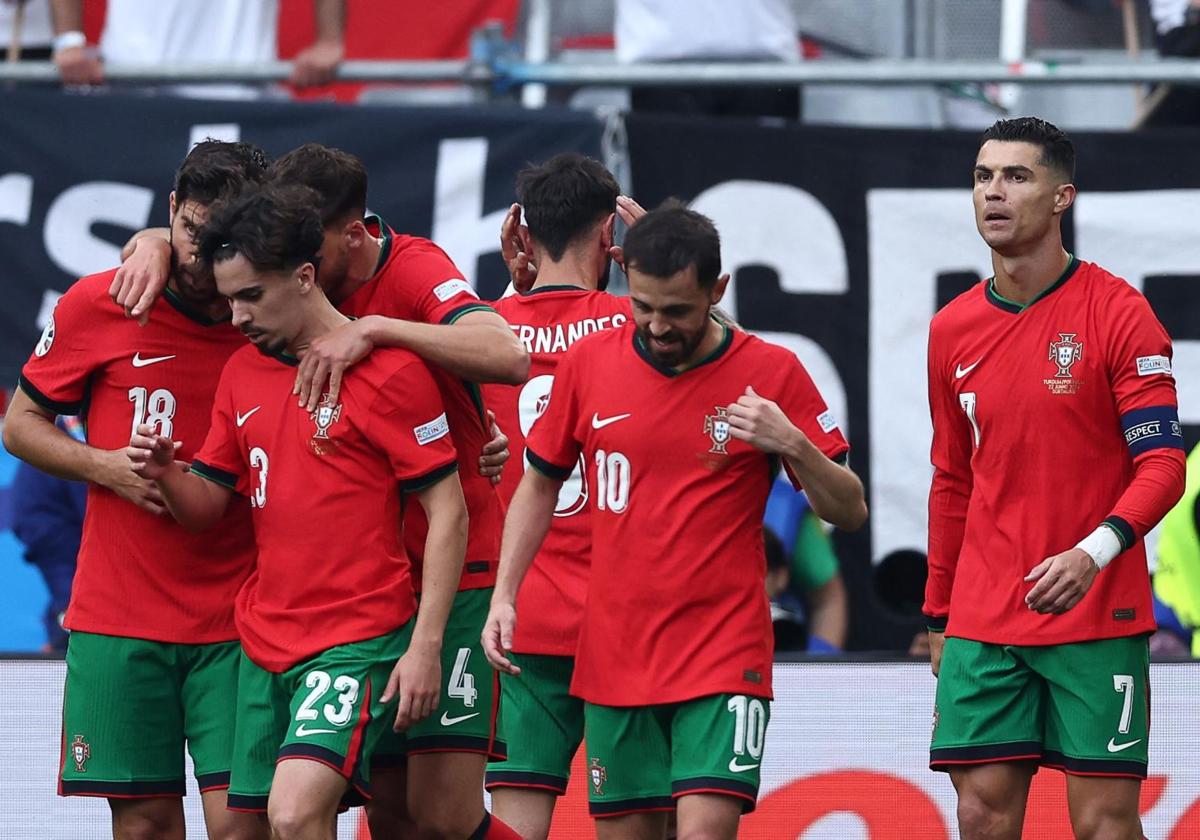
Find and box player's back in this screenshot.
[19,271,254,644]
[484,286,633,656]
[339,221,503,591]
[928,258,1177,644]
[194,343,457,672]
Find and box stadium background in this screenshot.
[2,1,1200,837]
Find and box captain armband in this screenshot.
[1120,406,1185,457]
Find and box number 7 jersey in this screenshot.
[525,323,848,707]
[18,271,255,643]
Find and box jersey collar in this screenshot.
[364,214,393,278]
[162,286,232,326]
[633,318,734,378]
[521,284,588,296]
[984,254,1079,314]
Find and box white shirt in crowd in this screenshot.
[0,0,53,49]
[615,0,800,64]
[99,0,278,65]
[1149,0,1196,36]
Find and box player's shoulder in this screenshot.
[929,281,988,335]
[1075,259,1146,307]
[352,345,432,386]
[730,330,805,375]
[57,269,122,310]
[389,232,463,274]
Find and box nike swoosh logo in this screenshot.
[294,724,337,737]
[440,711,480,727]
[591,412,631,430]
[235,407,261,427]
[132,353,176,368]
[954,359,982,380]
[727,757,759,773]
[1107,737,1142,753]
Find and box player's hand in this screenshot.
[107,439,171,513]
[54,46,104,86]
[382,643,441,732]
[111,237,171,325]
[290,39,343,88]
[479,410,509,485]
[294,317,376,412]
[1023,548,1100,614]
[608,195,647,271]
[928,630,945,677]
[481,600,520,675]
[726,385,802,455]
[501,203,538,293]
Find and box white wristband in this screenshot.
[52,31,87,55]
[1075,525,1122,570]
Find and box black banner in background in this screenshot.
[0,89,604,381]
[627,113,1200,649]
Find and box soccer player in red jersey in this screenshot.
[479,154,631,839]
[128,182,468,840]
[3,142,268,840]
[484,203,867,840]
[924,118,1186,840]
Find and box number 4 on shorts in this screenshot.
[448,647,477,708]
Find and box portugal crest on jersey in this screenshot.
[1048,333,1083,378]
[704,406,731,455]
[70,735,91,772]
[310,394,343,441]
[589,757,607,796]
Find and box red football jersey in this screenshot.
[526,324,848,706]
[482,286,633,656]
[191,344,457,673]
[19,272,254,643]
[925,257,1179,645]
[339,218,503,591]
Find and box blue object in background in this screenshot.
[0,438,50,652]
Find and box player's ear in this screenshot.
[710,273,731,305]
[344,219,366,247]
[600,213,616,250]
[168,191,178,224]
[296,262,317,292]
[1052,183,1076,216]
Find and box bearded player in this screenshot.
[129,182,467,839]
[4,142,268,840]
[925,117,1185,840]
[484,203,866,840]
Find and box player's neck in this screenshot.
[530,246,601,292]
[990,241,1070,306]
[339,232,385,301]
[290,298,352,358]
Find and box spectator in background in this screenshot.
[1152,437,1200,655]
[10,415,85,652]
[764,476,848,652]
[50,0,344,94]
[615,0,802,121]
[1141,0,1200,125]
[1,0,53,61]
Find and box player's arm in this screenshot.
[383,470,467,731]
[482,466,563,675]
[806,572,848,652]
[290,0,345,88]
[3,386,168,515]
[49,0,103,85]
[128,424,232,531]
[726,385,867,532]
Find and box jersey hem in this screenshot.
[18,374,83,416]
[61,622,239,645]
[399,460,458,493]
[944,625,1156,647]
[441,302,496,325]
[190,459,240,491]
[526,447,573,481]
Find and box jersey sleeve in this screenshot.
[923,321,973,631]
[363,359,459,492]
[190,361,251,495]
[18,282,104,415]
[524,342,584,480]
[773,353,850,489]
[399,239,497,327]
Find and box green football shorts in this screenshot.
[226,623,412,812]
[931,635,1150,778]
[485,653,581,795]
[584,693,771,817]
[60,631,240,798]
[372,588,505,768]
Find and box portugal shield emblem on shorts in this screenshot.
[704,406,731,455]
[589,757,607,796]
[1048,333,1083,378]
[71,735,91,772]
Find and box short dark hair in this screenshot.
[196,183,325,274]
[270,143,368,227]
[173,140,269,208]
[621,200,721,290]
[980,117,1075,181]
[515,153,620,261]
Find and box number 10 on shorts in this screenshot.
[728,695,766,761]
